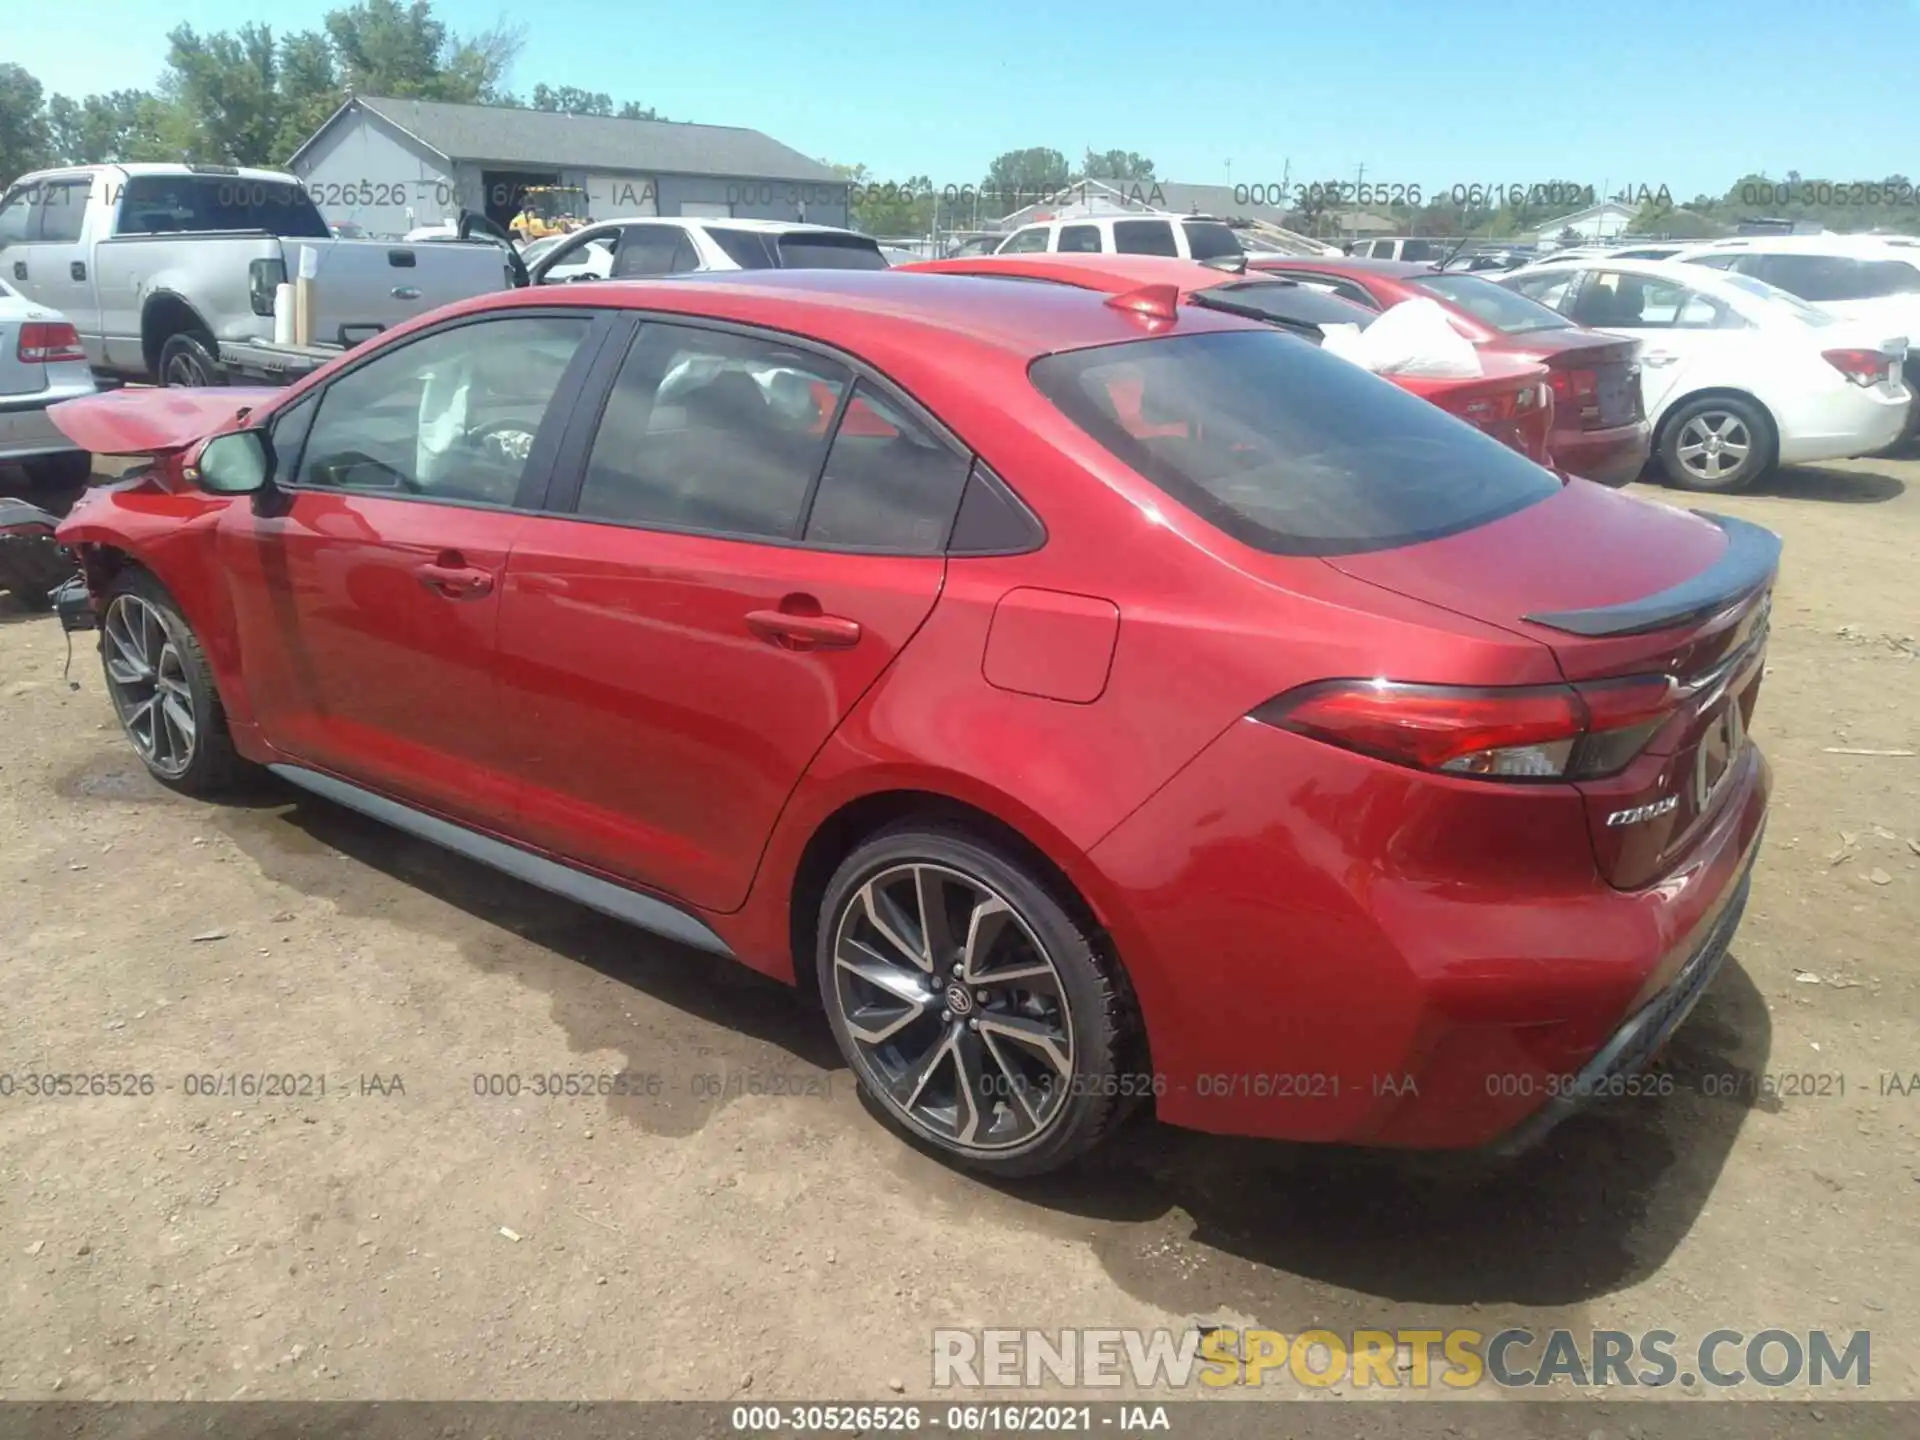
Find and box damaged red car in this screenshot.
[52,269,1771,1175]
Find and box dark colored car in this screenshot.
[51,270,1772,1175]
[1246,256,1654,486]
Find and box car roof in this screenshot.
[12,161,301,187]
[900,253,1244,295]
[578,215,869,237]
[446,267,1260,361]
[1670,234,1920,257]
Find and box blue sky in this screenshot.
[12,0,1916,198]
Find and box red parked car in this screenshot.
[51,270,1772,1175]
[1245,256,1653,486]
[906,254,1557,467]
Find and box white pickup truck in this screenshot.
[0,163,516,386]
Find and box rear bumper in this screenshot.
[1551,420,1651,487]
[1774,384,1910,465]
[1086,717,1770,1148]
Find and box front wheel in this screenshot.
[817,825,1140,1177]
[1658,395,1774,493]
[99,570,243,794]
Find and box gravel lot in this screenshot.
[2,453,1917,1410]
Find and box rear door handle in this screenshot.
[70,261,86,281]
[1642,351,1678,366]
[745,608,861,650]
[415,558,495,598]
[10,261,23,281]
[391,285,422,300]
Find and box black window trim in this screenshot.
[539,308,1032,558]
[263,305,619,515]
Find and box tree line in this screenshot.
[0,0,663,185]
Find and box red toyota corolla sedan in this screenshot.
[905,253,1557,467]
[51,270,1772,1176]
[1245,256,1654,486]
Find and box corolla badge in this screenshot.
[1606,795,1679,827]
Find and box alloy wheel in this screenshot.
[1674,411,1752,484]
[102,594,198,778]
[163,349,210,387]
[830,862,1075,1152]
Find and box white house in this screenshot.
[1528,200,1639,244]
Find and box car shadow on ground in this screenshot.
[1739,462,1908,504]
[195,774,1770,1312]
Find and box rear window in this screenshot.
[1029,330,1558,557]
[1181,221,1243,261]
[1410,273,1570,334]
[1191,280,1376,332]
[1717,270,1839,324]
[1398,240,1444,263]
[116,174,329,238]
[1751,253,1920,302]
[777,232,888,270]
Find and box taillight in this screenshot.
[1548,365,1602,425]
[1252,676,1675,781]
[16,321,86,364]
[1822,348,1891,387]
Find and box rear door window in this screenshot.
[1112,220,1178,256]
[803,385,972,551]
[575,323,849,539]
[1748,253,1920,301]
[998,227,1050,254]
[705,227,779,268]
[1029,329,1558,557]
[1058,224,1102,253]
[776,232,888,269]
[613,225,700,276]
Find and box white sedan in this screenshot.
[1500,258,1909,491]
[0,279,95,491]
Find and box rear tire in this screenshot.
[156,331,224,389]
[98,569,244,795]
[817,824,1139,1178]
[1658,395,1774,493]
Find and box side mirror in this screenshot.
[194,431,272,495]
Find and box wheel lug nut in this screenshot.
[975,989,990,1005]
[951,963,964,977]
[941,1009,952,1022]
[967,1018,980,1031]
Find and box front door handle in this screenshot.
[70,261,87,281]
[415,556,495,599]
[391,285,422,300]
[1642,351,1678,366]
[10,261,23,281]
[745,608,861,650]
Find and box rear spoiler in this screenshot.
[1523,512,1781,638]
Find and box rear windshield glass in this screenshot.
[776,233,888,270]
[1029,330,1558,557]
[1181,221,1243,260]
[116,175,329,238]
[1410,273,1570,334]
[1192,280,1375,331]
[1758,254,1920,301]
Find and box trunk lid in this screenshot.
[1507,330,1643,430]
[1389,354,1554,464]
[48,386,277,456]
[1325,480,1778,887]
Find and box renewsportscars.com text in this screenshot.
[931,1327,1871,1390]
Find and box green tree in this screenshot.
[531,84,613,115]
[983,146,1069,211]
[46,89,179,164]
[1080,147,1154,183]
[161,23,283,165]
[0,63,52,185]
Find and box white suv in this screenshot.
[992,214,1244,263]
[528,217,887,284]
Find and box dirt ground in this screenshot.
[1,451,1917,1411]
